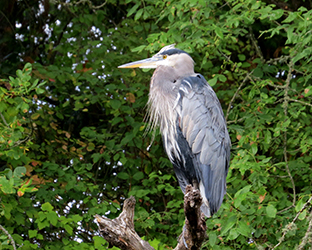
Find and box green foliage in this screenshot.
[1,0,312,249]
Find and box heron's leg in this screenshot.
[192,179,199,190]
[182,224,188,248]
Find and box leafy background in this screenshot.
[0,0,312,249]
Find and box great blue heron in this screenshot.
[118,44,231,217]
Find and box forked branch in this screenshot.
[95,185,207,250]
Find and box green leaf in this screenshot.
[133,171,144,181]
[38,220,50,230]
[71,214,83,223]
[3,203,13,219]
[117,172,129,180]
[131,45,147,53]
[16,69,23,79]
[215,27,224,39]
[304,86,312,97]
[234,185,251,208]
[62,100,70,108]
[237,221,250,237]
[36,87,45,94]
[295,198,305,212]
[75,101,84,110]
[28,230,38,239]
[92,153,102,163]
[148,238,163,249]
[228,228,239,240]
[221,216,236,235]
[266,204,277,218]
[270,9,284,20]
[207,77,217,87]
[31,113,40,120]
[298,209,307,220]
[42,202,54,212]
[20,102,29,112]
[13,166,26,178]
[30,78,39,90]
[217,74,227,82]
[135,9,143,21]
[0,101,7,112]
[121,132,134,145]
[87,142,95,151]
[127,3,140,17]
[93,236,107,249]
[48,212,58,226]
[64,224,73,235]
[120,156,127,165]
[264,130,272,144]
[110,99,121,109]
[234,185,251,198]
[282,12,298,23]
[24,63,32,72]
[253,66,263,78]
[0,177,14,194]
[238,54,246,61]
[208,232,217,246]
[251,143,258,155]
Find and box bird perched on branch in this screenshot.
[119,44,231,217]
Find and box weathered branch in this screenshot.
[0,110,9,127]
[0,224,17,250]
[288,98,312,108]
[95,196,154,250]
[272,196,312,249]
[297,209,312,250]
[279,61,296,214]
[249,27,264,62]
[95,185,207,250]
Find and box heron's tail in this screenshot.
[199,180,211,217]
[200,204,211,218]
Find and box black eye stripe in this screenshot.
[159,49,189,56]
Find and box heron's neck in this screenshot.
[151,65,194,88]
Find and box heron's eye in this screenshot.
[162,55,167,59]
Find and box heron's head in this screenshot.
[118,44,194,69]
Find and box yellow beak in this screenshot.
[118,57,161,69]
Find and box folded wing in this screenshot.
[175,74,231,216]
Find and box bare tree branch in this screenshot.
[272,196,312,249]
[95,196,154,250]
[249,27,264,62]
[297,209,312,250]
[96,185,207,250]
[0,224,17,250]
[225,70,253,121]
[288,98,312,108]
[278,61,296,214]
[0,111,9,127]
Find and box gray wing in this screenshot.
[177,74,231,215]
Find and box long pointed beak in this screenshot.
[118,57,160,69]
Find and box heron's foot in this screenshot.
[192,179,199,190]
